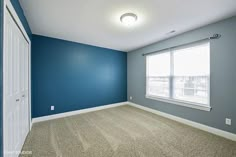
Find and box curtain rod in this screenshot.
[142,34,221,56]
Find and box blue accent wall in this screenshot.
[10,0,32,39]
[32,35,127,118]
[0,0,3,156]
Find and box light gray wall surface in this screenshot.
[128,16,236,134]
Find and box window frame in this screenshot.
[145,42,211,111]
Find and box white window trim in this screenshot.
[145,41,211,112]
[145,95,211,111]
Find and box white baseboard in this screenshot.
[128,102,236,141]
[32,102,128,124]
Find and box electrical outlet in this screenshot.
[51,106,55,111]
[225,118,231,125]
[130,96,133,100]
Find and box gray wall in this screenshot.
[128,16,236,134]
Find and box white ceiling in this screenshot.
[19,0,236,52]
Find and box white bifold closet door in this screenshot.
[4,9,30,157]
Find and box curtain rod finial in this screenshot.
[210,34,221,39]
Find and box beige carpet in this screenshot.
[20,105,236,157]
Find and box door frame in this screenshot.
[3,0,31,156]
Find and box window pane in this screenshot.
[147,52,170,77]
[173,76,209,104]
[146,52,170,98]
[173,43,209,76]
[173,42,210,105]
[147,76,169,97]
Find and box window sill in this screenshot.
[145,95,211,112]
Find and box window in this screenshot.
[146,42,210,111]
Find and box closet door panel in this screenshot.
[4,9,30,157]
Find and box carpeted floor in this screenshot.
[20,105,236,157]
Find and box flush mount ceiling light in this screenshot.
[120,13,138,26]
